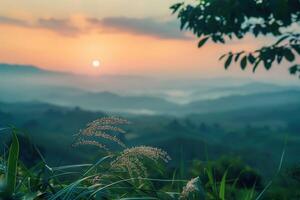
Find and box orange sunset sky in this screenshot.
[0,0,298,80]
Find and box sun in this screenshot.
[92,60,100,68]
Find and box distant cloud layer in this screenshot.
[88,17,189,40]
[0,15,189,40]
[0,16,81,36]
[0,16,29,27]
[36,18,81,36]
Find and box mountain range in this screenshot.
[1,63,299,115]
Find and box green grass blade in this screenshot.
[219,171,227,200]
[5,129,20,196]
[119,198,158,200]
[50,164,93,172]
[205,166,217,195]
[255,138,287,200]
[82,155,112,177]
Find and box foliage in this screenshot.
[190,157,263,190]
[0,128,19,199]
[0,128,56,200]
[188,157,261,200]
[171,0,300,77]
[262,166,300,199]
[0,117,299,199]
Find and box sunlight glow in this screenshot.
[92,59,100,68]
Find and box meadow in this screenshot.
[0,96,299,199]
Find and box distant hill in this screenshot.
[1,62,299,115]
[0,88,299,116]
[0,64,178,113]
[183,90,300,114]
[187,81,300,103]
[49,91,178,114]
[0,63,62,75]
[195,82,284,96]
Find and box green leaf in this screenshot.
[219,53,227,61]
[248,54,256,64]
[23,192,39,200]
[206,168,214,187]
[289,64,300,75]
[284,49,295,62]
[234,51,244,62]
[224,54,233,69]
[291,44,300,55]
[170,3,184,14]
[277,55,283,64]
[264,61,272,70]
[198,37,209,48]
[219,171,227,200]
[252,59,261,72]
[240,56,248,70]
[4,129,19,197]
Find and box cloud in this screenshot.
[36,18,81,36]
[0,15,190,39]
[0,16,81,37]
[0,16,29,27]
[88,17,190,40]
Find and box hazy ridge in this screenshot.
[1,63,299,115]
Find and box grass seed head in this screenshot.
[111,146,171,177]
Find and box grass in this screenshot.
[0,117,297,200]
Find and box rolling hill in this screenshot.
[1,63,300,115]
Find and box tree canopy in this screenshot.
[171,0,300,77]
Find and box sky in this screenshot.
[0,0,298,81]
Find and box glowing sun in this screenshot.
[92,60,100,68]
